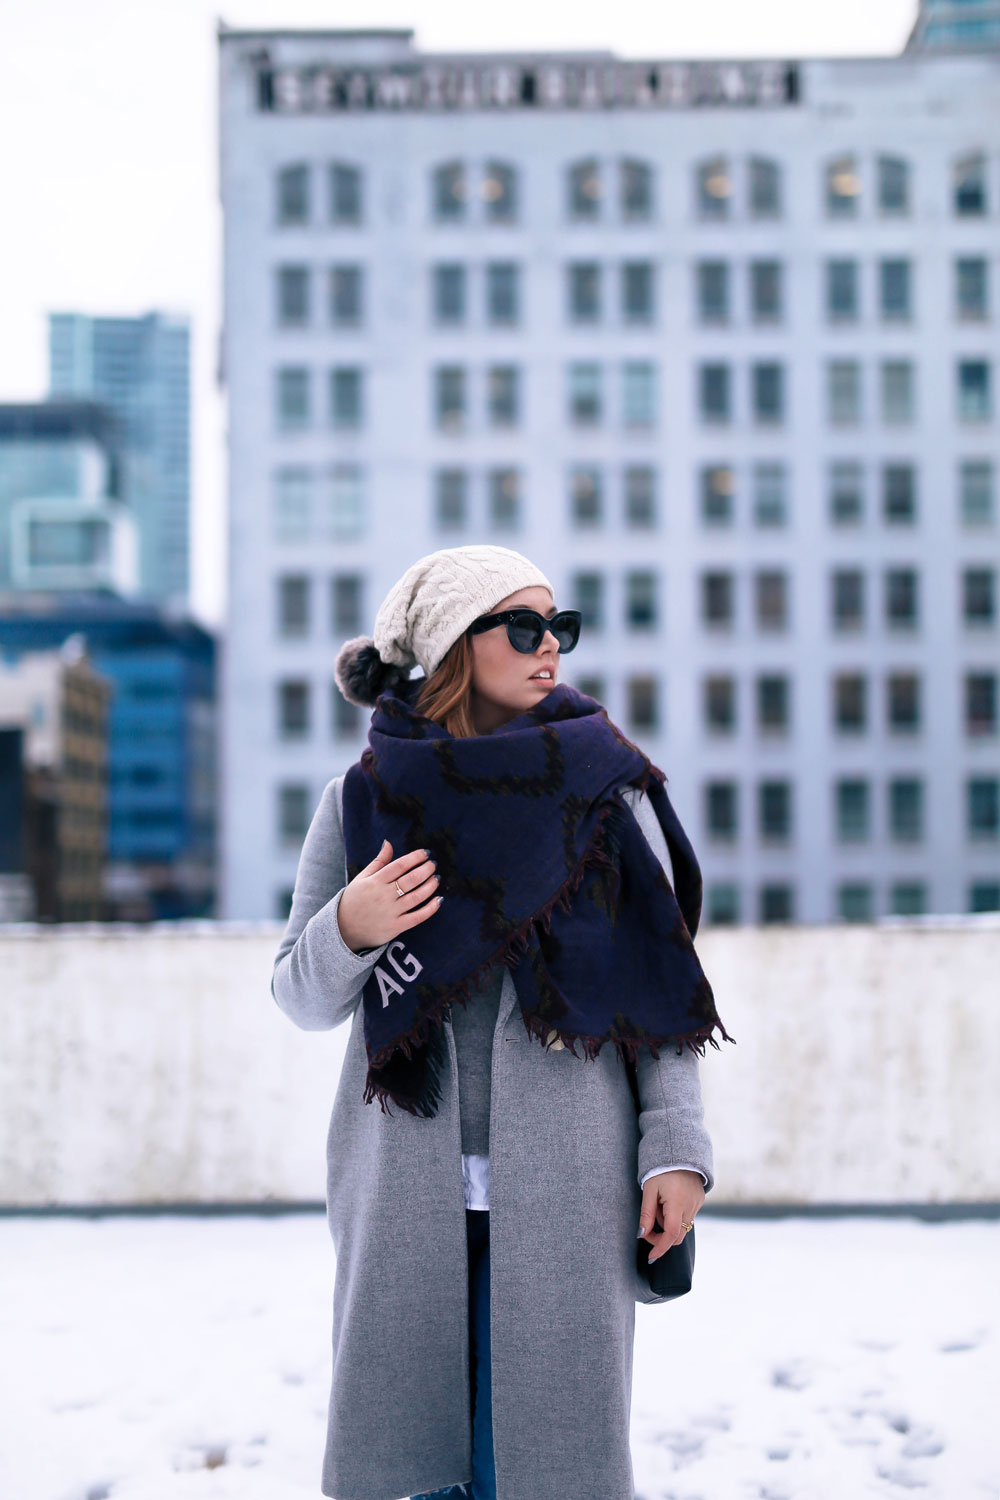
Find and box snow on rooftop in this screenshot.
[0,1211,996,1499]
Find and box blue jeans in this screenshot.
[411,1208,496,1500]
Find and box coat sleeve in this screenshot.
[620,784,716,1196]
[271,773,390,1032]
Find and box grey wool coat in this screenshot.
[271,773,716,1500]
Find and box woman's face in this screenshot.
[468,585,562,735]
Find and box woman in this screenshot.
[271,544,731,1500]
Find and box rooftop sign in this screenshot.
[257,59,800,113]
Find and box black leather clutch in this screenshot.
[637,1221,695,1299]
[624,1055,697,1299]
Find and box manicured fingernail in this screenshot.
[636,1226,645,1237]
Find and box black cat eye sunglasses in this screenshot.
[468,607,582,655]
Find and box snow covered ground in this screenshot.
[0,1211,996,1500]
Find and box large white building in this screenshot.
[218,25,1000,924]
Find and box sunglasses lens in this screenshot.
[508,613,542,652]
[551,613,580,653]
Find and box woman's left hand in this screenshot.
[638,1169,705,1262]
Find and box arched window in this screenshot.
[567,158,602,221]
[329,162,362,224]
[483,161,518,223]
[620,159,653,222]
[877,156,910,217]
[696,157,732,220]
[432,161,467,222]
[276,164,310,226]
[953,153,987,217]
[826,155,860,218]
[749,157,781,219]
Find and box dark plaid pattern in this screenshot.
[341,678,734,1116]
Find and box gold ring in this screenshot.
[393,879,405,898]
[680,1220,694,1233]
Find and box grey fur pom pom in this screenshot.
[334,635,410,707]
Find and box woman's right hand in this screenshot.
[336,841,442,954]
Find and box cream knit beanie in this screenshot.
[334,544,553,707]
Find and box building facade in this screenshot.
[0,594,217,920]
[0,635,111,922]
[907,0,1000,51]
[48,312,191,606]
[218,27,1000,924]
[0,402,137,596]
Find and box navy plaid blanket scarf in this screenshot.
[341,677,734,1117]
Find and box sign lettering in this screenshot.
[257,60,800,114]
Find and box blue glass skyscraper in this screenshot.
[907,0,1000,50]
[48,312,191,606]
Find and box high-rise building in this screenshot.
[907,0,1000,51]
[0,635,112,921]
[0,593,217,920]
[218,26,1000,924]
[0,401,136,596]
[48,312,191,606]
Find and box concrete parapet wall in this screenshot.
[1,917,997,1207]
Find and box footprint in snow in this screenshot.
[770,1359,811,1390]
[692,1408,732,1432]
[875,1462,929,1489]
[901,1425,945,1460]
[654,1427,706,1463]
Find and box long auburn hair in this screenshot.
[413,629,478,738]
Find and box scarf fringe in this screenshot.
[362,793,734,1115]
[361,1007,450,1117]
[517,1002,735,1065]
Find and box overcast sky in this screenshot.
[0,0,916,628]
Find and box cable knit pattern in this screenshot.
[334,544,553,704]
